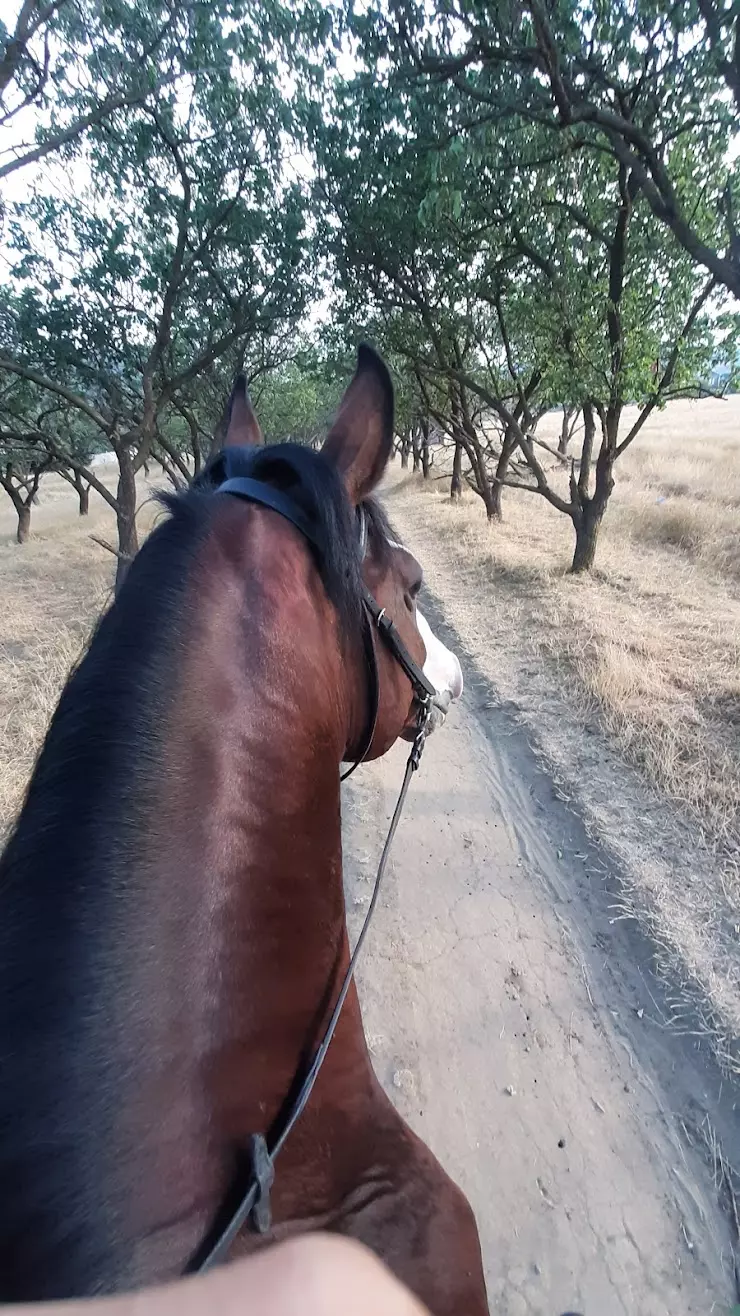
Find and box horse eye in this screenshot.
[405,577,422,609]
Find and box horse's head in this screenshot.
[222,344,462,764]
[316,345,463,759]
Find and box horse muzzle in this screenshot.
[416,609,463,736]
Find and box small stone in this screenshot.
[558,1137,566,1149]
[504,1084,516,1097]
[636,1007,644,1019]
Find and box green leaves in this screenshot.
[1,0,316,470]
[316,0,731,438]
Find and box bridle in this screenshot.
[185,468,437,1274]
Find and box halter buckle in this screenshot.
[410,696,432,771]
[248,1133,275,1234]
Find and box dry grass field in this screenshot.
[421,396,740,848]
[386,394,740,1071]
[0,464,160,839]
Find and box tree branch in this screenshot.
[615,277,717,457]
[0,359,111,430]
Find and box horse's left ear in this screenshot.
[322,344,394,504]
[224,375,263,447]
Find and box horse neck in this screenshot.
[0,503,365,1296]
[172,504,356,1033]
[128,508,364,1258]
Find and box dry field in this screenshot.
[387,394,740,1073]
[0,463,160,838]
[519,396,740,845]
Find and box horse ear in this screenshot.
[224,374,263,448]
[322,344,394,504]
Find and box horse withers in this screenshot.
[0,346,488,1313]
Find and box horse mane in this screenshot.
[0,490,211,1294]
[0,440,394,1297]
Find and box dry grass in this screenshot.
[387,394,740,1070]
[427,397,740,850]
[0,466,160,838]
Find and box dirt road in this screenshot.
[343,597,738,1315]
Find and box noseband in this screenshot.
[185,467,437,1274]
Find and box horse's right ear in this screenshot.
[322,344,394,504]
[224,375,263,447]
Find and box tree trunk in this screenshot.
[411,424,422,473]
[570,444,615,573]
[421,418,431,479]
[558,407,575,456]
[482,482,498,520]
[450,439,462,500]
[571,502,606,572]
[16,503,31,544]
[449,378,465,501]
[115,449,138,592]
[78,483,90,516]
[490,426,517,520]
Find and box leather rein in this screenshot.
[185,472,436,1274]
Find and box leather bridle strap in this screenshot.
[338,608,379,783]
[338,582,434,782]
[361,586,436,702]
[217,476,318,543]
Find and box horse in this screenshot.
[0,345,488,1313]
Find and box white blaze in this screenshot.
[417,609,463,721]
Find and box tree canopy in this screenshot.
[1,0,321,574]
[1,0,738,571]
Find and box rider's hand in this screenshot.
[11,1235,430,1316]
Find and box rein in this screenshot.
[186,471,435,1274]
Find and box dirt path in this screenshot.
[343,601,738,1315]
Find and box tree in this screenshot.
[0,374,48,539]
[435,146,732,571]
[313,11,738,567]
[311,64,567,520]
[51,423,101,515]
[0,0,210,185]
[389,0,740,300]
[1,0,315,585]
[0,445,50,542]
[250,357,341,447]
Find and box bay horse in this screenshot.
[0,346,488,1313]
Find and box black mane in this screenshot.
[0,439,393,1298]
